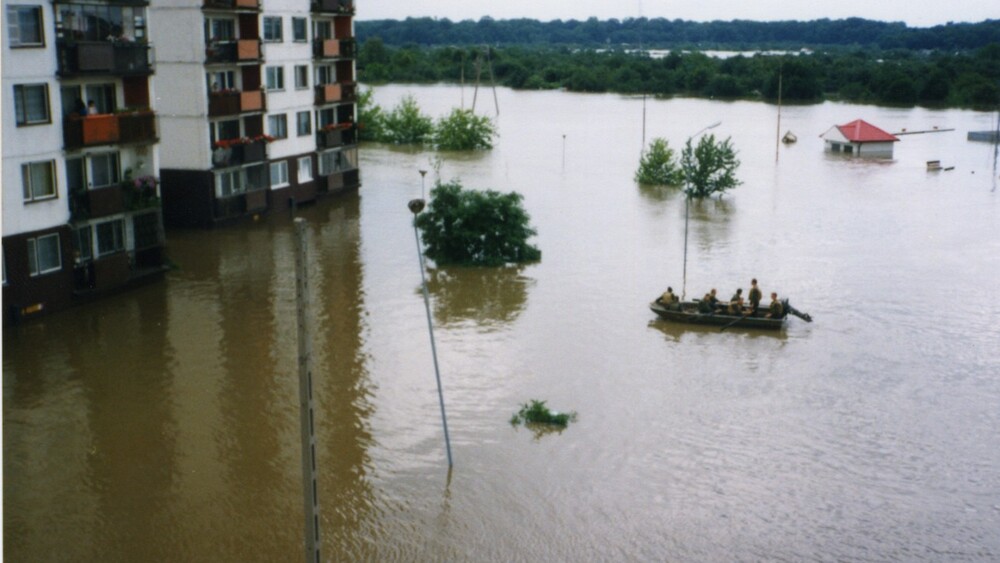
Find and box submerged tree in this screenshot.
[415,180,541,267]
[681,134,741,198]
[433,108,498,150]
[635,137,683,185]
[381,94,434,144]
[357,87,385,141]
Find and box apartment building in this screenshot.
[2,0,167,324]
[151,0,359,228]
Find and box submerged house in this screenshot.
[820,119,899,158]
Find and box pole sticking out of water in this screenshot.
[408,199,454,468]
[293,218,322,563]
[775,63,783,164]
[419,169,428,199]
[682,121,722,301]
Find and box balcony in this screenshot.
[56,41,152,77]
[315,82,356,105]
[208,90,265,117]
[313,38,355,59]
[211,139,268,168]
[316,125,356,149]
[63,111,157,150]
[311,0,354,14]
[205,39,261,64]
[69,179,159,222]
[203,0,260,10]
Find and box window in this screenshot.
[292,17,307,41]
[270,161,289,187]
[318,148,357,175]
[14,84,50,125]
[316,107,335,129]
[95,219,124,256]
[208,70,236,92]
[217,169,243,197]
[267,114,287,139]
[89,153,120,188]
[210,119,241,145]
[315,65,334,86]
[265,66,284,91]
[74,226,93,262]
[205,17,235,42]
[56,4,147,42]
[28,234,61,276]
[7,5,44,47]
[263,16,282,42]
[22,161,57,202]
[296,111,311,136]
[294,65,309,89]
[313,20,332,40]
[297,156,313,183]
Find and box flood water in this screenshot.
[5,84,1000,561]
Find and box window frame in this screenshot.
[270,160,289,188]
[95,218,125,257]
[262,16,283,42]
[27,233,61,276]
[294,65,309,90]
[296,110,312,136]
[265,65,285,91]
[14,83,51,126]
[7,5,44,48]
[267,114,288,139]
[292,17,307,42]
[21,160,57,202]
[88,152,121,189]
[297,156,313,183]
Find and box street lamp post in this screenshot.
[419,169,428,199]
[408,198,453,468]
[681,121,722,300]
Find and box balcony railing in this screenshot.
[311,0,354,14]
[313,38,356,59]
[208,90,265,117]
[315,82,356,105]
[205,39,260,64]
[211,139,268,168]
[56,41,152,76]
[203,0,260,10]
[316,125,356,149]
[63,112,157,150]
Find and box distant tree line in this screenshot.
[357,17,1000,51]
[359,39,1000,109]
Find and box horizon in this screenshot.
[356,0,997,29]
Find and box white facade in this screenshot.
[2,0,69,237]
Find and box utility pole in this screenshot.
[294,218,322,563]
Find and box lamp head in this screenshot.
[408,199,426,214]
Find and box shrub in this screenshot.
[681,134,742,198]
[381,94,433,144]
[415,180,541,267]
[434,108,498,150]
[635,137,683,185]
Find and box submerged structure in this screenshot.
[820,118,899,158]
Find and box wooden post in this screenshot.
[294,218,322,563]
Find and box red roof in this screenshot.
[837,119,899,143]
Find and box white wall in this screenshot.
[2,0,70,236]
[261,1,316,162]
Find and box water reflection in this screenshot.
[424,266,534,329]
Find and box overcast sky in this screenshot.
[358,0,996,28]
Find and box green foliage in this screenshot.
[433,108,498,150]
[510,400,576,427]
[357,87,385,141]
[356,34,1000,110]
[381,95,434,144]
[681,134,742,199]
[635,138,683,185]
[414,180,541,267]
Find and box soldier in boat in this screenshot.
[698,293,714,314]
[728,288,744,315]
[658,286,680,310]
[766,292,784,318]
[748,278,762,313]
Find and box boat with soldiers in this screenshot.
[649,296,812,330]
